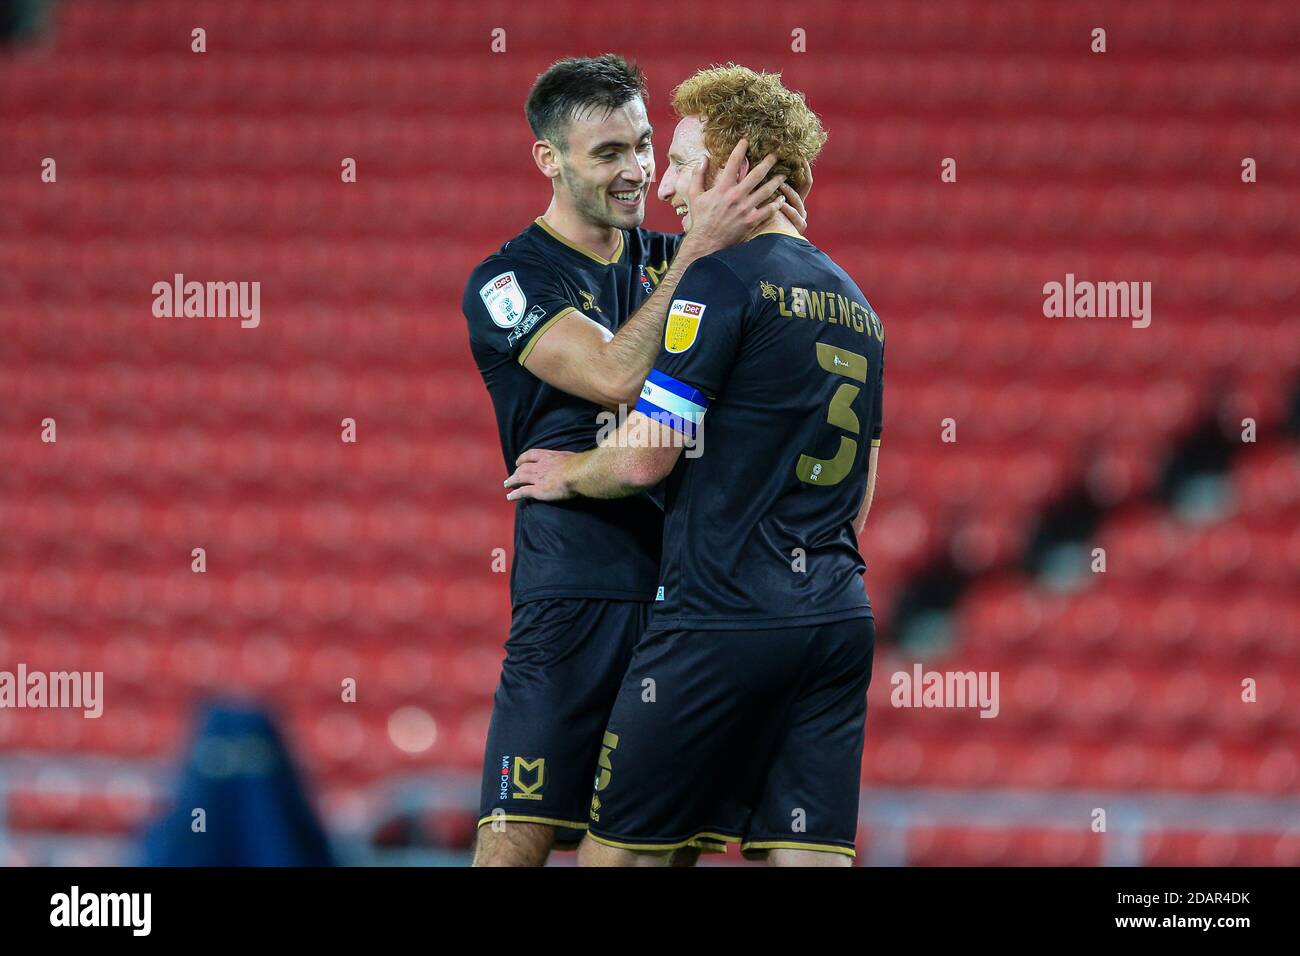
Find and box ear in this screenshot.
[532,140,562,180]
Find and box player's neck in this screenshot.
[746,209,802,243]
[539,200,622,262]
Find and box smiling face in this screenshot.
[656,116,712,232]
[552,97,654,231]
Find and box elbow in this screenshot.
[591,347,644,412]
[622,450,672,491]
[622,461,661,492]
[595,358,642,411]
[599,390,641,414]
[605,376,644,413]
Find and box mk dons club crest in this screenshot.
[665,299,705,353]
[511,756,545,800]
[479,271,527,328]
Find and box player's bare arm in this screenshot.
[521,140,791,410]
[853,444,880,537]
[504,411,681,502]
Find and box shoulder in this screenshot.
[463,244,552,335]
[629,228,683,254]
[683,249,752,298]
[466,234,554,289]
[710,236,791,276]
[464,243,566,320]
[623,228,682,273]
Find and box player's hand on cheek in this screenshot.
[684,139,787,253]
[504,448,576,502]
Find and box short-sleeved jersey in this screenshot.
[634,232,885,630]
[464,218,683,605]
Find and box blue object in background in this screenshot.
[139,699,335,866]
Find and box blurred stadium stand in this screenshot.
[0,0,1297,864]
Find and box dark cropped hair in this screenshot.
[526,54,648,150]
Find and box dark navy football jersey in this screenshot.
[634,232,885,629]
[463,219,682,605]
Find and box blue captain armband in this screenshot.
[635,369,709,439]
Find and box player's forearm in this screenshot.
[597,236,708,407]
[853,454,878,536]
[561,445,655,500]
[852,485,874,537]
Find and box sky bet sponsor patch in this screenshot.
[480,270,527,328]
[665,299,705,353]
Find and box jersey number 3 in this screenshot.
[796,343,867,487]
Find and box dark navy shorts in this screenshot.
[586,615,875,859]
[477,597,649,846]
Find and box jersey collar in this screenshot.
[748,228,809,243]
[533,217,625,266]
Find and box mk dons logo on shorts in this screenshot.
[511,756,546,800]
[665,299,705,353]
[480,271,527,328]
[498,755,511,800]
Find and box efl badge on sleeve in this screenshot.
[479,271,527,328]
[665,299,705,353]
